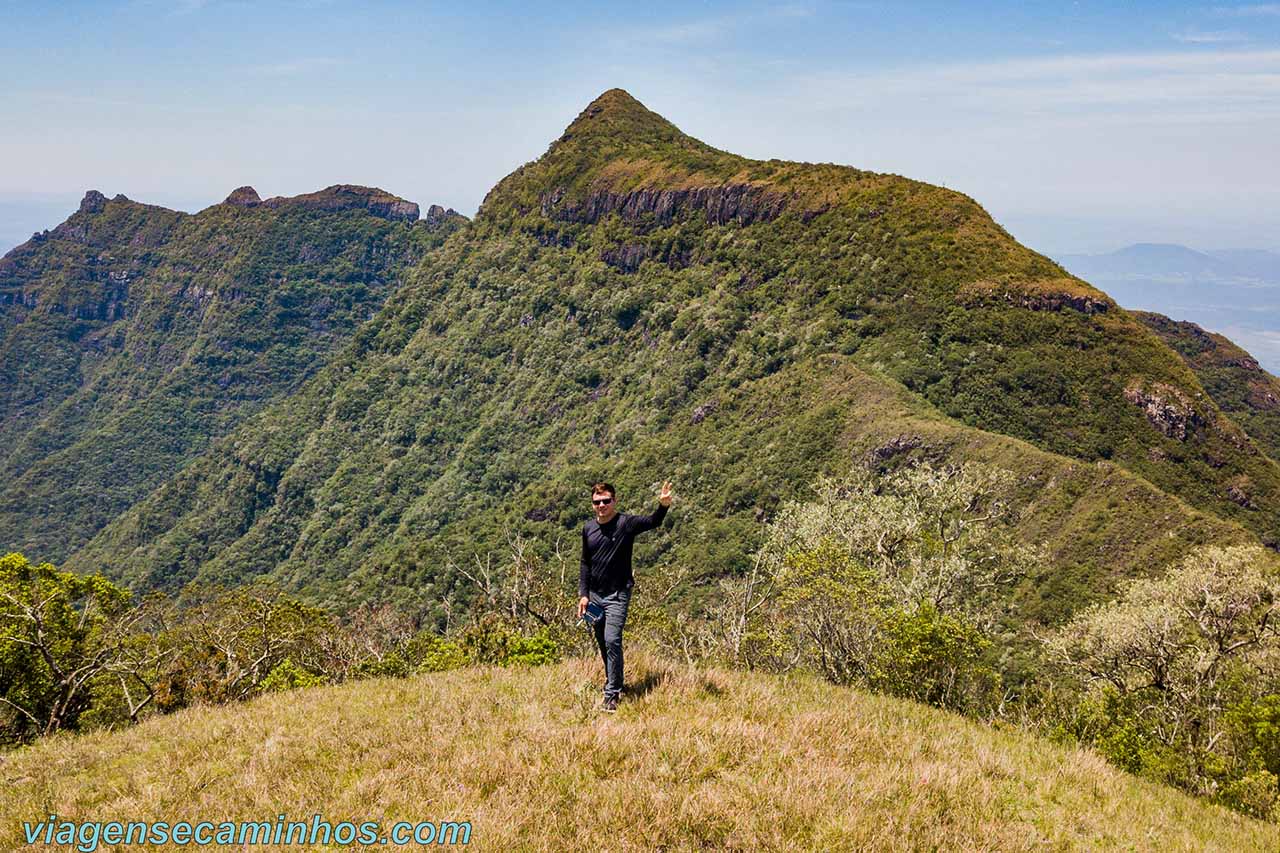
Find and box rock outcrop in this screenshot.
[224,186,262,207]
[1124,380,1206,441]
[78,190,108,214]
[542,183,792,227]
[961,278,1111,315]
[424,203,460,226]
[600,242,651,273]
[261,185,420,222]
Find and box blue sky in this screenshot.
[3,0,1280,255]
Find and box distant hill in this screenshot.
[62,90,1279,633]
[0,652,1274,850]
[1059,243,1280,283]
[1057,244,1280,373]
[1211,248,1280,283]
[0,187,464,562]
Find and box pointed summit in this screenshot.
[557,88,691,150]
[479,88,754,221]
[224,186,262,207]
[548,88,728,166]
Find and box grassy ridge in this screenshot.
[1,650,1274,851]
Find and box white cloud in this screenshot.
[1172,30,1248,43]
[781,49,1280,125]
[1216,4,1280,16]
[247,57,346,77]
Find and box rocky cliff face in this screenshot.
[1136,310,1280,466]
[541,183,793,227]
[960,278,1113,314]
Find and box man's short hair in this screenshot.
[590,482,616,499]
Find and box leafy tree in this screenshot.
[165,583,334,704]
[763,461,1038,629]
[0,553,148,741]
[1046,544,1280,817]
[702,461,1032,712]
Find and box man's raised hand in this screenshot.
[659,479,673,507]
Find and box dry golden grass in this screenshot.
[959,276,1114,310]
[2,648,1276,851]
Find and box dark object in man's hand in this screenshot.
[582,601,605,627]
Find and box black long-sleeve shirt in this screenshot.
[579,503,668,597]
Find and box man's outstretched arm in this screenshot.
[630,503,668,533]
[631,479,673,533]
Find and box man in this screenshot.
[578,479,672,712]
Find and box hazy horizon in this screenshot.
[4,1,1280,257]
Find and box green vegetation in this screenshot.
[5,454,1278,820]
[10,89,1280,829]
[1044,544,1280,819]
[56,92,1275,625]
[1137,310,1280,487]
[0,189,463,562]
[0,544,571,746]
[711,462,1036,712]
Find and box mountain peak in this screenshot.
[79,190,108,214]
[564,89,660,132]
[224,186,262,207]
[478,89,746,220]
[556,88,697,153]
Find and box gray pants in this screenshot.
[589,588,632,699]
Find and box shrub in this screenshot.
[457,615,563,667]
[407,634,468,673]
[872,602,994,711]
[260,658,328,693]
[714,460,1030,713]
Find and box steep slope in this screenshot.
[69,89,1274,621]
[1136,311,1280,468]
[485,90,1280,539]
[1,654,1275,850]
[0,187,463,561]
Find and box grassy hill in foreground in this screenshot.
[1,650,1274,851]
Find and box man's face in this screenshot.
[592,491,617,523]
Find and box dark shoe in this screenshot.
[601,695,618,713]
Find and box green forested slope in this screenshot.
[65,91,1268,631]
[0,187,463,561]
[1136,310,1280,471]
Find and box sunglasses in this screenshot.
[592,497,614,506]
